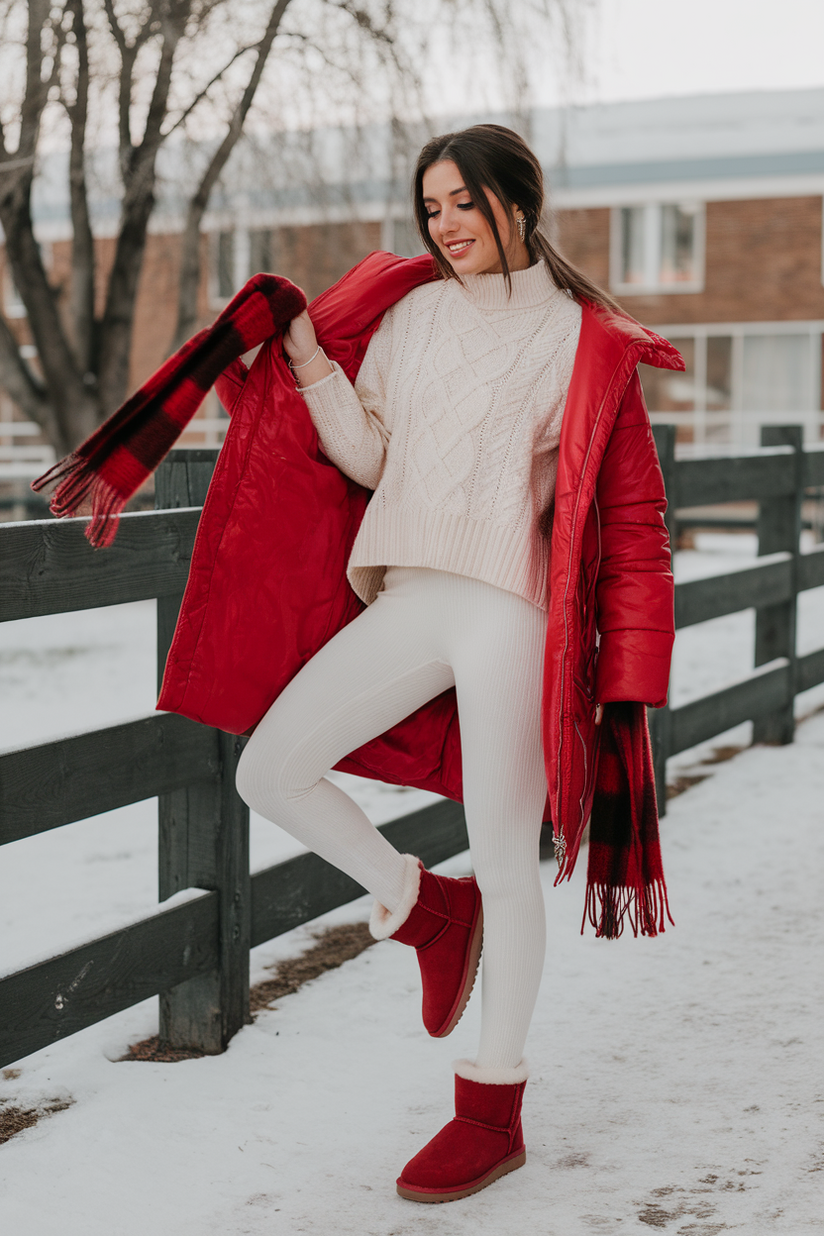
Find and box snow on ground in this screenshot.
[1,535,824,1232]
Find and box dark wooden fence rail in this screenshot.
[0,448,468,1070]
[2,430,823,1069]
[650,424,824,807]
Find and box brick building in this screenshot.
[546,89,824,447]
[3,86,824,498]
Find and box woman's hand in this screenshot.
[283,310,333,387]
[595,703,604,726]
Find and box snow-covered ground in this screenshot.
[1,534,823,1233]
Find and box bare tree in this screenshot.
[0,0,575,454]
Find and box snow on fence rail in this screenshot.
[1,428,823,1071]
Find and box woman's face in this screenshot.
[421,159,528,276]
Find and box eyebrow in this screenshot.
[422,186,469,203]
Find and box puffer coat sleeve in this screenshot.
[593,370,674,709]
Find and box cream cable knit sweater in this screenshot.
[301,260,582,611]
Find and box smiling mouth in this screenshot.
[445,240,474,255]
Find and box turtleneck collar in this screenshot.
[456,260,560,312]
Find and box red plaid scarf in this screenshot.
[32,273,306,546]
[584,702,672,938]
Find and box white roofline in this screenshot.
[551,173,824,210]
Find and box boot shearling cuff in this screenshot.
[453,1058,530,1085]
[369,854,422,940]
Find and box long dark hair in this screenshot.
[412,123,622,312]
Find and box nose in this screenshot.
[437,204,458,238]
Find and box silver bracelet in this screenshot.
[288,344,322,370]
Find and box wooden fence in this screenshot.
[649,423,824,807]
[1,427,823,1069]
[0,450,468,1070]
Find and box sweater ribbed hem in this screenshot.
[347,506,549,611]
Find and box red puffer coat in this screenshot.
[156,251,683,870]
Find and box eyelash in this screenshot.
[426,201,474,219]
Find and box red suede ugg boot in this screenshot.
[369,855,483,1038]
[396,1060,528,1202]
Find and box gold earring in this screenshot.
[517,214,526,241]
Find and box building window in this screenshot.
[210,227,276,304]
[249,228,274,274]
[640,322,824,447]
[611,203,704,294]
[213,230,235,301]
[386,217,426,258]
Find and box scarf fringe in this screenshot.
[31,452,128,547]
[582,875,673,939]
[30,450,88,505]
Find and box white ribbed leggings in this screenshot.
[236,567,548,1069]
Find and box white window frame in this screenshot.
[610,202,705,295]
[644,319,824,448]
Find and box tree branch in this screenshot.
[0,0,96,453]
[97,1,192,411]
[18,0,49,161]
[65,0,95,375]
[172,0,293,348]
[102,0,164,174]
[162,42,259,139]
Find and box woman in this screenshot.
[34,123,680,1206]
[232,124,678,1203]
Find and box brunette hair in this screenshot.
[413,123,622,312]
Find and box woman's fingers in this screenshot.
[283,309,318,365]
[594,703,604,726]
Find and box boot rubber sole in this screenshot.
[432,901,484,1038]
[396,1147,526,1203]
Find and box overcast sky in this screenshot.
[563,0,824,105]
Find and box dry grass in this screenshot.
[702,744,746,764]
[249,921,376,1016]
[119,1037,208,1063]
[120,921,377,1061]
[0,1098,73,1146]
[667,774,711,800]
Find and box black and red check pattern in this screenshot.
[33,273,306,547]
[585,702,672,938]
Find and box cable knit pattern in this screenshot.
[301,261,582,610]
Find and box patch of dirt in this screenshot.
[119,1037,208,1062]
[250,921,376,1016]
[637,1173,744,1232]
[702,745,745,765]
[639,1204,678,1228]
[667,775,710,800]
[120,922,377,1061]
[665,742,749,800]
[0,1097,73,1145]
[558,1151,590,1168]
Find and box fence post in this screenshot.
[753,425,803,745]
[649,423,678,816]
[155,449,251,1053]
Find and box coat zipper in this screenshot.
[554,355,631,874]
